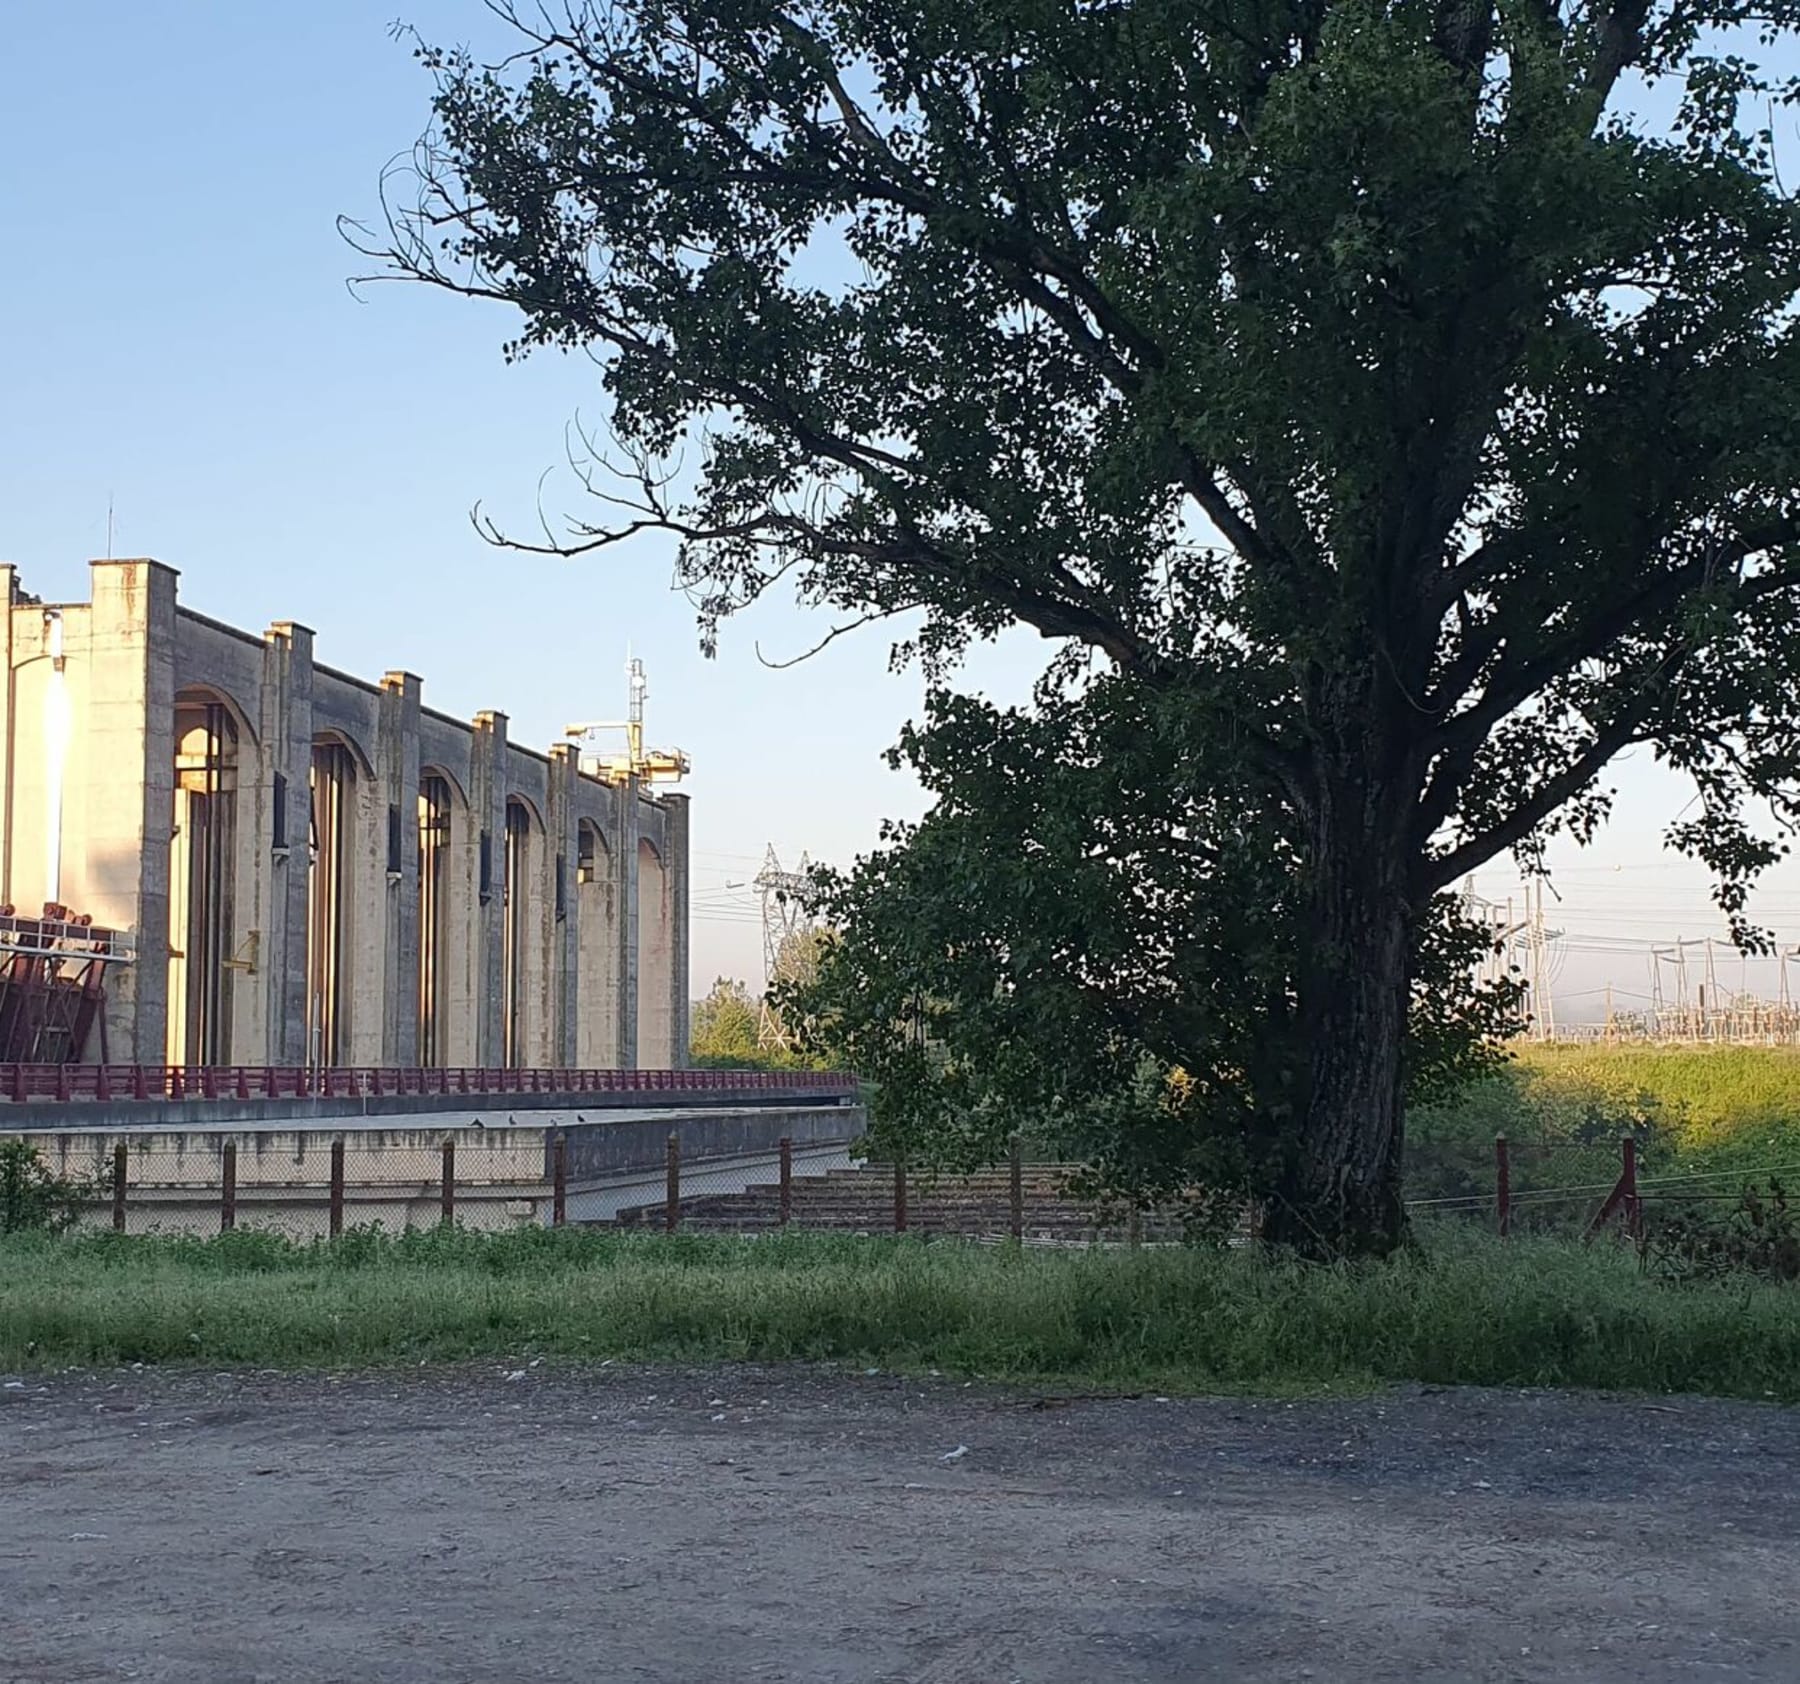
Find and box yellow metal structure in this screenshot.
[564,659,691,788]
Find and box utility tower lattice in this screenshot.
[754,845,814,1051]
[1461,875,1559,1037]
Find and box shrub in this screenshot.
[0,1140,90,1235]
[1643,1180,1800,1285]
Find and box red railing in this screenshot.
[0,1065,857,1105]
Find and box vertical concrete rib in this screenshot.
[663,792,691,1068]
[615,774,640,1067]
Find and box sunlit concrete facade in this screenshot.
[0,558,689,1068]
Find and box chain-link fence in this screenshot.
[9,1129,556,1238]
[614,1137,1190,1243]
[1404,1134,1644,1235]
[4,1097,875,1241]
[3,1129,1174,1245]
[11,1126,1684,1246]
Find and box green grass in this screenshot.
[4,1223,1800,1401]
[1513,1043,1800,1163]
[1407,1043,1800,1199]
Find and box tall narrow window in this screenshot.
[167,698,239,1067]
[417,774,452,1067]
[574,820,619,1068]
[306,740,355,1069]
[503,798,533,1067]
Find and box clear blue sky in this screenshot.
[0,0,1045,987]
[1,2,1795,1011]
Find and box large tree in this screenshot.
[368,0,1800,1254]
[776,675,1523,1235]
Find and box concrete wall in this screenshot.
[0,560,691,1069]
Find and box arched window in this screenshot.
[637,836,672,1067]
[417,772,454,1066]
[503,797,541,1067]
[306,737,358,1067]
[575,820,618,1066]
[168,692,243,1065]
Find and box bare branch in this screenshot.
[755,606,920,670]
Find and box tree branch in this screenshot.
[1416,688,1667,898]
[1589,0,1655,98]
[1429,521,1800,748]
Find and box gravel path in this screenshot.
[3,1364,1797,1682]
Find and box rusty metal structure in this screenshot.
[0,903,135,1065]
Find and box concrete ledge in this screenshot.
[1,1085,858,1132]
[12,1103,869,1201]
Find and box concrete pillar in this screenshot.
[86,560,179,1062]
[261,622,315,1065]
[662,792,691,1069]
[614,775,640,1067]
[0,566,15,911]
[470,710,508,1066]
[546,744,580,1066]
[379,672,422,1064]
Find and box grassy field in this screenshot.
[4,1223,1799,1400]
[1407,1041,1800,1191]
[1513,1043,1800,1155]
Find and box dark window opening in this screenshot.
[417,775,452,1067]
[306,741,355,1069]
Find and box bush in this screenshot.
[0,1140,90,1235]
[1643,1180,1800,1285]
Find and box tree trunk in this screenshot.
[1261,763,1415,1260]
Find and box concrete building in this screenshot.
[0,558,690,1069]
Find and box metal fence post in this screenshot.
[894,1157,909,1234]
[665,1132,681,1234]
[329,1138,346,1239]
[1622,1135,1641,1241]
[111,1142,127,1234]
[1127,1202,1142,1249]
[220,1141,237,1233]
[1009,1135,1024,1243]
[1495,1134,1511,1239]
[552,1132,568,1228]
[440,1139,456,1226]
[778,1135,793,1227]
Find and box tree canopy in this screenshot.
[368,0,1800,1254]
[690,976,764,1067]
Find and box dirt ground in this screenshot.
[3,1364,1797,1683]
